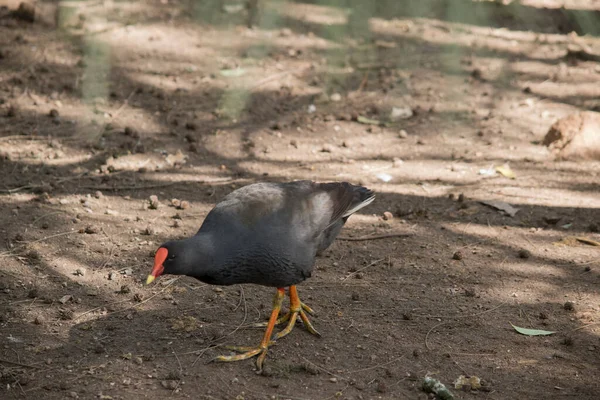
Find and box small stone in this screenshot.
[185,122,197,131]
[402,312,412,320]
[122,378,131,386]
[351,292,360,301]
[119,285,131,294]
[74,268,86,276]
[49,109,59,118]
[142,226,155,236]
[83,225,99,234]
[518,249,531,259]
[28,288,38,298]
[457,193,465,202]
[330,93,342,102]
[178,200,190,210]
[464,288,476,297]
[94,191,103,199]
[148,195,159,209]
[563,301,575,311]
[398,129,408,138]
[68,392,79,399]
[382,211,393,221]
[290,139,298,148]
[108,272,116,280]
[34,315,45,325]
[321,144,334,153]
[134,356,143,365]
[161,380,178,390]
[170,198,181,208]
[452,251,463,260]
[329,377,338,383]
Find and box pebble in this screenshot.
[178,200,190,210]
[398,129,408,138]
[134,356,143,365]
[329,377,338,383]
[94,191,103,199]
[161,380,178,390]
[452,251,463,260]
[108,272,116,280]
[382,211,393,221]
[148,195,160,210]
[171,198,181,208]
[74,268,86,276]
[563,301,575,311]
[330,93,342,102]
[83,225,99,234]
[518,249,531,259]
[49,109,59,118]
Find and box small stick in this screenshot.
[111,89,136,120]
[299,356,346,380]
[346,353,406,374]
[0,231,77,257]
[0,358,41,369]
[337,233,412,241]
[341,258,384,281]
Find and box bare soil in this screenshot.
[1,1,599,399]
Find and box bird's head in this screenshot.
[146,236,214,284]
[146,240,187,284]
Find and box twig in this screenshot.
[0,231,77,257]
[358,72,369,92]
[80,182,179,191]
[337,233,412,241]
[570,322,600,332]
[425,302,507,350]
[341,258,384,281]
[171,346,183,373]
[0,358,41,369]
[110,89,136,119]
[74,298,132,320]
[346,353,406,374]
[299,356,345,380]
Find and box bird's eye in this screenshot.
[168,254,176,260]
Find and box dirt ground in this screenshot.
[1,0,600,399]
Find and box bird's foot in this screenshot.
[275,287,320,340]
[215,344,271,372]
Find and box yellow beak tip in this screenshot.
[146,275,156,285]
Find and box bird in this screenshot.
[146,180,375,371]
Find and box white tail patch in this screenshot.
[342,194,375,218]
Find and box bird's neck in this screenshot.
[172,234,216,278]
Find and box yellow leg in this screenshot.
[215,288,285,372]
[274,285,320,340]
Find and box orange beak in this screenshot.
[146,247,167,284]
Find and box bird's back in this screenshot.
[196,181,374,286]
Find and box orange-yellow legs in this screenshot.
[215,285,320,371]
[274,285,320,340]
[216,287,285,372]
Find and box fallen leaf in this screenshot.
[454,375,481,390]
[511,323,555,336]
[495,165,516,179]
[479,200,519,217]
[357,116,383,125]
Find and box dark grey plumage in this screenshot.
[158,181,374,287]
